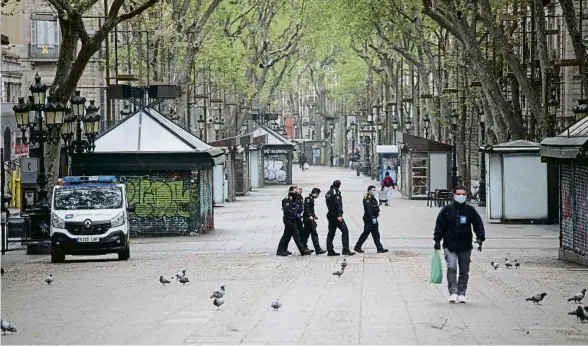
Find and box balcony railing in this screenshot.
[28,43,59,60]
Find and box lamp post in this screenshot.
[329,122,335,167]
[404,117,412,134]
[423,114,431,139]
[13,73,65,239]
[61,91,101,155]
[391,116,398,143]
[450,109,459,189]
[478,113,487,207]
[376,120,384,144]
[547,85,559,136]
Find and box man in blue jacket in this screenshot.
[434,186,485,304]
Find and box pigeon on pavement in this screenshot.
[514,260,520,268]
[568,305,588,322]
[210,285,225,299]
[159,276,171,285]
[333,269,344,277]
[1,319,17,335]
[175,269,186,281]
[271,299,282,311]
[213,297,224,310]
[1,267,4,276]
[568,289,586,303]
[340,259,347,269]
[179,276,190,285]
[525,292,547,304]
[504,258,512,268]
[45,274,53,285]
[490,261,499,270]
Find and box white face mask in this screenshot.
[371,190,377,197]
[454,195,467,204]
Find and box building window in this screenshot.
[3,82,22,102]
[31,15,59,48]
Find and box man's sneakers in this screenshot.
[449,294,467,303]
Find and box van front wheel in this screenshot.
[51,250,65,263]
[118,246,130,261]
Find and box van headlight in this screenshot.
[51,213,66,229]
[110,212,125,228]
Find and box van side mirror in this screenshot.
[127,202,136,213]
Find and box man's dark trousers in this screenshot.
[356,219,384,250]
[301,219,321,251]
[277,218,305,254]
[326,217,351,252]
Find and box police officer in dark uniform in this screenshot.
[325,180,355,256]
[279,186,296,256]
[277,186,313,256]
[301,188,326,255]
[294,185,312,253]
[354,185,389,253]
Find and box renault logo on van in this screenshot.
[84,219,92,228]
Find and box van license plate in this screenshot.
[78,237,99,243]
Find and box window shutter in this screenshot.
[31,20,37,45]
[37,20,47,46]
[47,20,57,45]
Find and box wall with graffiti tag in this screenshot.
[122,168,213,236]
[263,147,292,185]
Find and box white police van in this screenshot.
[50,176,135,263]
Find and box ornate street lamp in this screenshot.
[423,114,431,139]
[61,91,100,154]
[12,74,65,240]
[478,113,487,207]
[391,116,399,143]
[450,109,459,188]
[404,117,412,133]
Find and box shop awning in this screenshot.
[540,116,588,161]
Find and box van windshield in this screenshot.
[53,186,123,210]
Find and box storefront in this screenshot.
[540,118,588,266]
[396,133,452,200]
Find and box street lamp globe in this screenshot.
[423,114,431,130]
[13,97,31,130]
[83,100,101,136]
[61,109,75,139]
[330,123,335,131]
[70,90,86,119]
[197,115,206,131]
[29,72,48,107]
[214,119,221,131]
[377,120,383,131]
[404,117,412,131]
[450,109,459,128]
[43,96,66,127]
[548,87,559,115]
[392,116,398,130]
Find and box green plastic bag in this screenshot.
[430,250,443,284]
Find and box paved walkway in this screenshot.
[1,166,587,344]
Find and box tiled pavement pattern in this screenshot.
[1,166,587,344]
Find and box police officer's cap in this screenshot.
[332,180,341,188]
[311,188,321,194]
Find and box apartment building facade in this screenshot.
[1,0,106,162]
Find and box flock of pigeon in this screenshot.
[158,269,282,312]
[490,258,587,323]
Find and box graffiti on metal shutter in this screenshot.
[125,176,196,235]
[263,148,289,184]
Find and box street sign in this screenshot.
[20,157,39,173]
